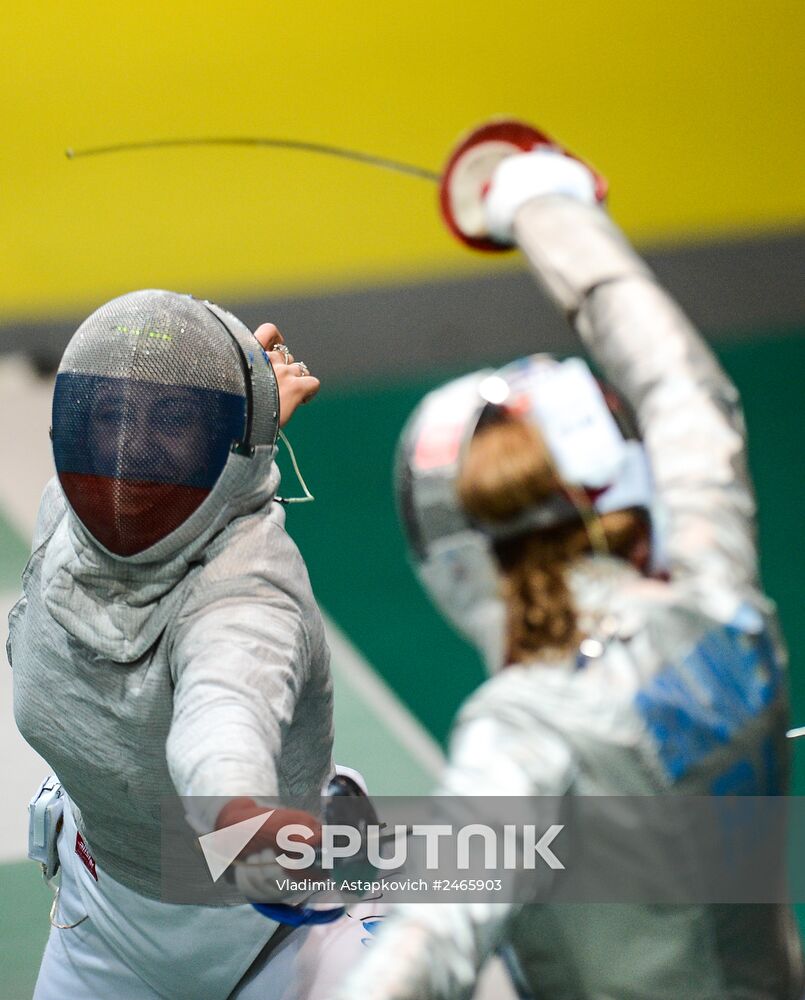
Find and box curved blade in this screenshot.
[65,136,440,182]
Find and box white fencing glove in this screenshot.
[231,847,311,905]
[485,148,598,245]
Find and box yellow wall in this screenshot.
[3,1,803,318]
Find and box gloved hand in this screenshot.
[217,771,382,908]
[215,797,322,905]
[485,148,598,245]
[232,846,312,904]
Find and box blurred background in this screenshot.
[1,1,803,995]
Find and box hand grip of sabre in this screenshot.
[249,770,383,925]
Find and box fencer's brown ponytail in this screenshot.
[457,413,645,665]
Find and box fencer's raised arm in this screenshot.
[491,153,758,613]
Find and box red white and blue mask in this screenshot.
[51,290,279,557]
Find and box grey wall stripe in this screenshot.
[3,230,803,381]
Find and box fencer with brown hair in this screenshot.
[338,142,804,998]
[458,412,650,664]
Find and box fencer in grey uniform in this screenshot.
[8,291,373,999]
[337,150,804,998]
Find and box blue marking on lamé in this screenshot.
[251,903,345,927]
[52,372,246,490]
[635,618,781,783]
[360,916,385,947]
[710,758,757,796]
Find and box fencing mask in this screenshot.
[51,289,279,557]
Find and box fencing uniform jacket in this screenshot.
[337,198,804,999]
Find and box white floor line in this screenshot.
[324,613,444,778]
[0,359,54,541]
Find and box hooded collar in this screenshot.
[41,447,280,663]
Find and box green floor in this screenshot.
[0,864,52,997]
[1,327,803,998]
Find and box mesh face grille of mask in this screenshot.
[51,290,248,556]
